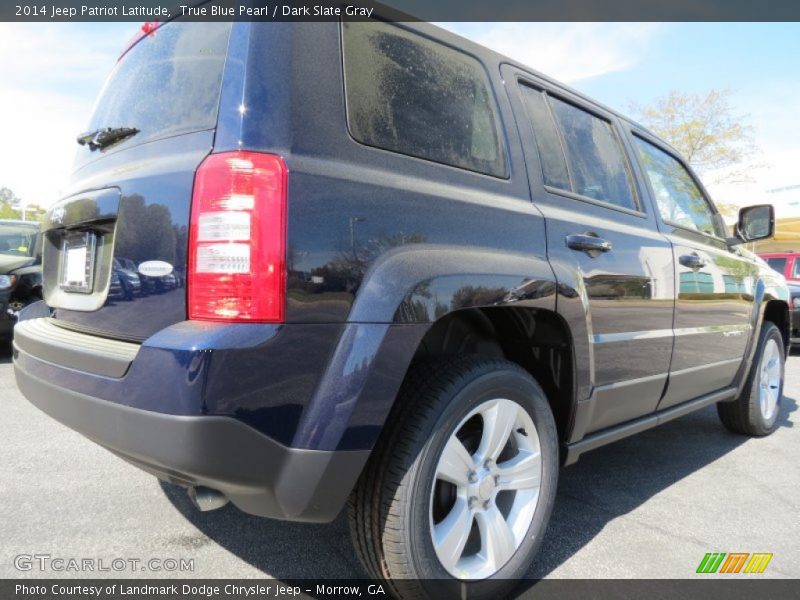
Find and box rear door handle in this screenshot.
[679,254,707,270]
[566,234,612,256]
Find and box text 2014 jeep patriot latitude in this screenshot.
[13,17,790,598]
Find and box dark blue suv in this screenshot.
[13,17,790,599]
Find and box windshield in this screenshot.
[0,223,38,257]
[81,21,232,160]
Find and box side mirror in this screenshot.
[729,204,775,245]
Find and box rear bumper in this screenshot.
[12,317,373,522]
[14,359,368,522]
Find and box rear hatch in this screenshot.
[42,20,233,342]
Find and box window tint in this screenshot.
[85,21,232,159]
[634,137,718,236]
[519,86,570,189]
[766,257,787,274]
[792,259,800,278]
[342,21,507,177]
[548,97,638,210]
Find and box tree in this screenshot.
[0,187,22,219]
[0,186,46,221]
[0,187,21,205]
[630,90,760,189]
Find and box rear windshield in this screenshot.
[0,223,39,257]
[82,21,232,155]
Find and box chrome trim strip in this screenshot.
[592,323,751,344]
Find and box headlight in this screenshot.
[793,297,800,309]
[0,275,17,290]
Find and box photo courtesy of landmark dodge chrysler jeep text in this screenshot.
[13,15,790,600]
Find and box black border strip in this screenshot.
[4,0,800,22]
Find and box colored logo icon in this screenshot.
[697,552,773,574]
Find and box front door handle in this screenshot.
[679,254,707,270]
[566,233,612,256]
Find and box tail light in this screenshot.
[188,151,287,322]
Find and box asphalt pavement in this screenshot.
[1,345,798,583]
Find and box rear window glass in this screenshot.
[766,257,787,274]
[83,21,232,153]
[548,97,638,211]
[519,86,570,190]
[0,223,38,257]
[342,21,507,178]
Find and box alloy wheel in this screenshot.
[429,397,542,579]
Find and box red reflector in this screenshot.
[119,21,161,61]
[188,152,287,322]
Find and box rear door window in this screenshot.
[547,97,639,211]
[82,21,232,159]
[519,86,571,190]
[519,84,639,211]
[341,21,507,178]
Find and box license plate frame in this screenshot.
[59,231,96,294]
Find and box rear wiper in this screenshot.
[76,126,139,151]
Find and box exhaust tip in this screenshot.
[187,486,229,512]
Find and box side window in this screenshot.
[548,97,639,211]
[519,86,570,190]
[633,136,719,237]
[792,259,800,278]
[341,21,507,178]
[765,257,787,274]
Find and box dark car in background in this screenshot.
[0,220,41,340]
[108,270,124,301]
[112,258,142,300]
[11,18,792,599]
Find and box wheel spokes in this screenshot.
[433,497,473,573]
[430,396,543,580]
[477,400,518,463]
[436,436,475,486]
[759,339,782,420]
[476,505,516,571]
[496,449,541,491]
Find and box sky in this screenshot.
[1,21,799,217]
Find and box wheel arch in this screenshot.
[406,307,577,444]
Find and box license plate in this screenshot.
[60,232,96,293]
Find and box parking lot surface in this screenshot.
[2,347,798,581]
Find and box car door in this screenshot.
[628,130,757,408]
[504,66,676,435]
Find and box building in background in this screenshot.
[754,184,800,253]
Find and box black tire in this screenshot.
[717,322,785,436]
[348,356,559,600]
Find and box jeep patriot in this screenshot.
[13,17,790,599]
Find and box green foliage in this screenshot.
[630,90,760,189]
[0,202,21,220]
[0,186,47,221]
